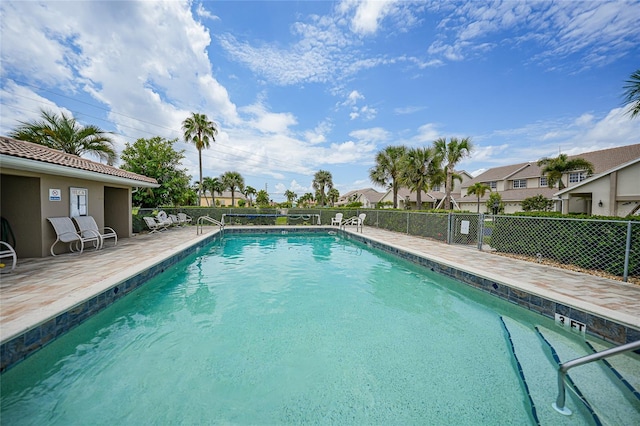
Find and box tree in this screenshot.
[369,145,407,209]
[312,170,333,207]
[298,192,315,208]
[182,113,218,205]
[120,137,191,207]
[521,194,554,212]
[537,153,594,189]
[434,137,474,210]
[327,188,340,207]
[202,176,222,207]
[399,146,440,210]
[256,189,270,207]
[623,68,640,119]
[244,186,257,207]
[466,182,491,213]
[486,192,504,215]
[221,171,245,207]
[9,109,117,164]
[284,190,297,205]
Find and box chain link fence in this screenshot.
[136,207,639,281]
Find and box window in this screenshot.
[539,177,548,187]
[512,179,527,189]
[569,172,587,183]
[432,184,441,192]
[489,181,497,189]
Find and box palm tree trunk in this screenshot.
[393,185,398,209]
[445,165,453,210]
[477,195,480,213]
[416,190,422,210]
[198,150,203,206]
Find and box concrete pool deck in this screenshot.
[1,225,639,361]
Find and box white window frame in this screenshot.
[569,172,587,183]
[512,179,527,189]
[540,177,548,187]
[489,181,497,189]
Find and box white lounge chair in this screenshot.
[169,214,182,227]
[331,213,343,226]
[341,213,366,232]
[73,216,117,249]
[143,216,167,234]
[157,210,173,227]
[177,212,192,225]
[47,217,100,256]
[0,241,17,273]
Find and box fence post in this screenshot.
[624,221,632,282]
[447,213,452,244]
[477,214,484,251]
[406,212,410,234]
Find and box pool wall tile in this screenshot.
[341,230,638,347]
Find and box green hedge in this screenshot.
[490,216,640,277]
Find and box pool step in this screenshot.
[536,325,640,425]
[500,316,597,425]
[586,340,640,401]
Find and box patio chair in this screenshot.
[143,216,167,234]
[157,210,174,227]
[47,217,100,256]
[169,214,182,227]
[178,213,192,225]
[73,216,117,249]
[331,213,343,226]
[341,213,366,232]
[0,241,17,273]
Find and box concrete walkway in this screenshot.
[1,226,639,346]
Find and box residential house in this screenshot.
[378,171,474,209]
[459,144,640,216]
[200,190,247,207]
[0,136,158,258]
[335,188,385,208]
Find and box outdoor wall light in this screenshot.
[598,200,603,207]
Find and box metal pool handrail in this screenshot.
[197,216,224,235]
[552,339,640,415]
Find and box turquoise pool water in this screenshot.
[1,234,600,424]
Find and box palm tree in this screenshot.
[623,68,640,119]
[466,182,491,213]
[9,109,117,164]
[221,171,244,207]
[327,188,340,207]
[244,186,257,207]
[434,137,473,210]
[537,154,594,189]
[399,146,440,210]
[182,113,218,205]
[312,170,333,207]
[298,193,315,208]
[202,176,223,207]
[369,145,407,209]
[284,190,297,205]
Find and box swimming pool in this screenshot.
[1,233,637,424]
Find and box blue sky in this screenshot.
[1,1,639,202]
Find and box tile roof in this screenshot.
[0,136,157,185]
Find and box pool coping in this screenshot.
[1,226,638,373]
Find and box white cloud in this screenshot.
[426,1,640,70]
[349,127,391,142]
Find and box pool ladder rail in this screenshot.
[553,339,640,416]
[196,215,224,235]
